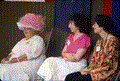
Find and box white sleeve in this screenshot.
[26,37,45,60]
[11,38,25,54]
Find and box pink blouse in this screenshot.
[65,33,91,59]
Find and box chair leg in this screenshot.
[115,71,120,81]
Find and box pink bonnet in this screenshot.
[17,13,44,31]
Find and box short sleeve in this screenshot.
[85,36,91,48]
[12,38,25,54]
[78,34,91,48]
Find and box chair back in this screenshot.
[39,27,53,53]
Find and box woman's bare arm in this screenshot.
[9,54,28,63]
[1,53,12,63]
[18,54,28,62]
[62,45,87,62]
[64,48,87,62]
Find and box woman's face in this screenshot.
[92,22,101,34]
[23,28,35,39]
[68,21,79,33]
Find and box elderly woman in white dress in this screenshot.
[37,13,91,80]
[0,13,46,81]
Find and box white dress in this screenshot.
[0,35,46,81]
[37,57,87,80]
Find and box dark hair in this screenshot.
[68,13,91,35]
[95,14,114,34]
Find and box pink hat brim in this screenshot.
[17,14,44,31]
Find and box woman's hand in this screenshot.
[1,58,6,64]
[63,57,68,61]
[82,68,90,72]
[80,70,88,75]
[9,58,18,63]
[18,54,27,62]
[59,56,63,59]
[80,68,89,75]
[63,57,71,61]
[1,58,9,64]
[9,54,27,63]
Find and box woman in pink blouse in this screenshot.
[37,13,91,80]
[65,15,119,81]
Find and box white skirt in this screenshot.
[37,57,87,80]
[0,54,46,81]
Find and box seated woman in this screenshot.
[37,13,91,80]
[65,14,120,81]
[0,13,46,80]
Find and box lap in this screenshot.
[38,57,87,80]
[0,56,46,80]
[65,72,92,81]
[43,57,87,71]
[0,60,38,73]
